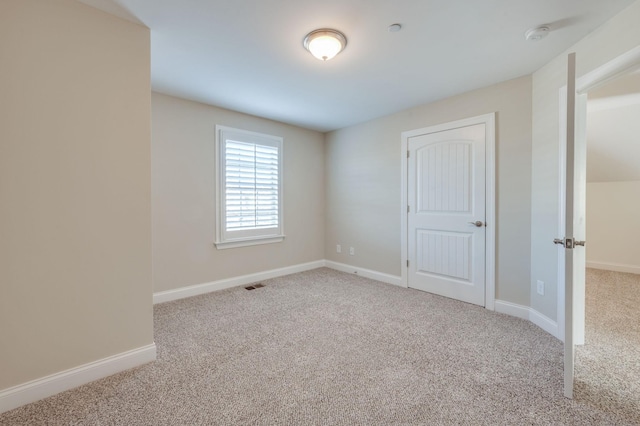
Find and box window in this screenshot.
[215,126,284,249]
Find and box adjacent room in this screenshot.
[572,71,640,413]
[1,0,639,423]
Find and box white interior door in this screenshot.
[407,122,486,306]
[557,52,582,399]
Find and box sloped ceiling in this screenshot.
[79,0,635,132]
[587,72,640,183]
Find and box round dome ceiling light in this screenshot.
[303,29,347,61]
[388,23,402,33]
[525,26,550,42]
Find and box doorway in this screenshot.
[576,70,640,409]
[558,45,640,398]
[558,46,640,343]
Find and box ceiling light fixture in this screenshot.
[525,26,550,42]
[303,29,347,61]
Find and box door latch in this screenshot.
[554,238,585,249]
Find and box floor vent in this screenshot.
[245,284,265,290]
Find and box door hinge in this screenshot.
[407,260,409,268]
[407,150,410,158]
[407,205,410,213]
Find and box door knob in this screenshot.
[554,238,586,248]
[468,221,484,227]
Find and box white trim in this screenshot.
[495,300,559,339]
[557,86,567,343]
[214,125,284,248]
[324,261,404,287]
[494,300,530,320]
[586,261,640,275]
[484,114,497,311]
[214,235,284,250]
[557,87,589,346]
[529,309,560,339]
[153,260,325,304]
[0,344,156,415]
[576,45,640,94]
[400,113,497,311]
[153,260,404,303]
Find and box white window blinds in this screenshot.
[215,126,284,249]
[225,141,279,231]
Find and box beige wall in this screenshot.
[586,181,640,270]
[152,93,325,293]
[325,76,533,306]
[531,0,640,320]
[0,0,152,390]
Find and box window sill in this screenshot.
[214,235,285,250]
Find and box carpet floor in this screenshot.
[574,268,640,422]
[1,267,638,425]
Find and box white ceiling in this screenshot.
[587,72,640,183]
[80,0,635,132]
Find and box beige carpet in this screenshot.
[574,268,640,421]
[1,267,638,425]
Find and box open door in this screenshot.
[557,46,640,400]
[555,52,587,399]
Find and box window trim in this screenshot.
[214,125,284,249]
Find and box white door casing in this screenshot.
[560,52,579,400]
[557,85,586,347]
[401,113,496,309]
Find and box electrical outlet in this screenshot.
[537,280,545,296]
[336,244,341,254]
[349,247,355,256]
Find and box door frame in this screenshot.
[400,113,496,310]
[557,45,640,344]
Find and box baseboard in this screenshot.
[0,343,156,415]
[586,261,640,275]
[153,260,326,304]
[494,300,529,320]
[324,261,404,287]
[528,309,559,339]
[495,300,559,339]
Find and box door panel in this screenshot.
[417,142,471,213]
[408,123,486,306]
[416,230,471,281]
